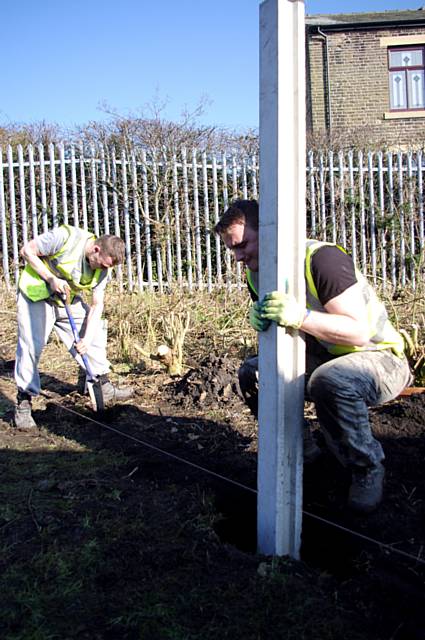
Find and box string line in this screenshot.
[44,397,425,568]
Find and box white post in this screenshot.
[257,0,306,558]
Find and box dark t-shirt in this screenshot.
[247,245,357,304]
[311,245,357,305]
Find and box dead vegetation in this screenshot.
[103,285,255,375]
[0,283,424,639]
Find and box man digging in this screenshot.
[14,224,134,429]
[215,199,412,514]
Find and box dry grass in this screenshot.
[103,285,255,370]
[380,279,425,384]
[0,279,424,384]
[0,282,424,640]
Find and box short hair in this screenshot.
[214,199,259,235]
[94,235,125,265]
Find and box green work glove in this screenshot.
[261,291,306,329]
[249,301,271,332]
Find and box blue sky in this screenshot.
[1,0,420,132]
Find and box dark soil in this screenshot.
[0,350,424,639]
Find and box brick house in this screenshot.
[306,9,425,146]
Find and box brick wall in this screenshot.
[307,26,425,147]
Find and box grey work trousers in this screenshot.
[15,292,110,396]
[238,341,412,470]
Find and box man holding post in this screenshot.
[14,224,134,429]
[215,199,411,513]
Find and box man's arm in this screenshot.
[20,238,70,296]
[300,282,370,346]
[260,245,370,346]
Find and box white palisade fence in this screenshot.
[0,143,424,291]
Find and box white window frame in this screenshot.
[380,35,425,120]
[388,46,425,111]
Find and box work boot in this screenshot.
[14,391,37,430]
[99,375,135,406]
[348,463,385,513]
[303,427,322,464]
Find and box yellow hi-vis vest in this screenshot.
[246,239,405,357]
[19,225,105,302]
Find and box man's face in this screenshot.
[87,245,115,270]
[220,221,259,272]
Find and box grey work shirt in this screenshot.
[35,227,109,293]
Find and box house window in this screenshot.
[388,46,425,111]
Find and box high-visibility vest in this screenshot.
[247,239,404,357]
[19,225,106,302]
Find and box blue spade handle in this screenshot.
[62,300,96,382]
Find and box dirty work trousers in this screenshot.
[15,292,110,396]
[238,340,412,470]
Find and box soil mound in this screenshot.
[169,353,243,407]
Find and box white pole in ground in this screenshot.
[257,0,306,558]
